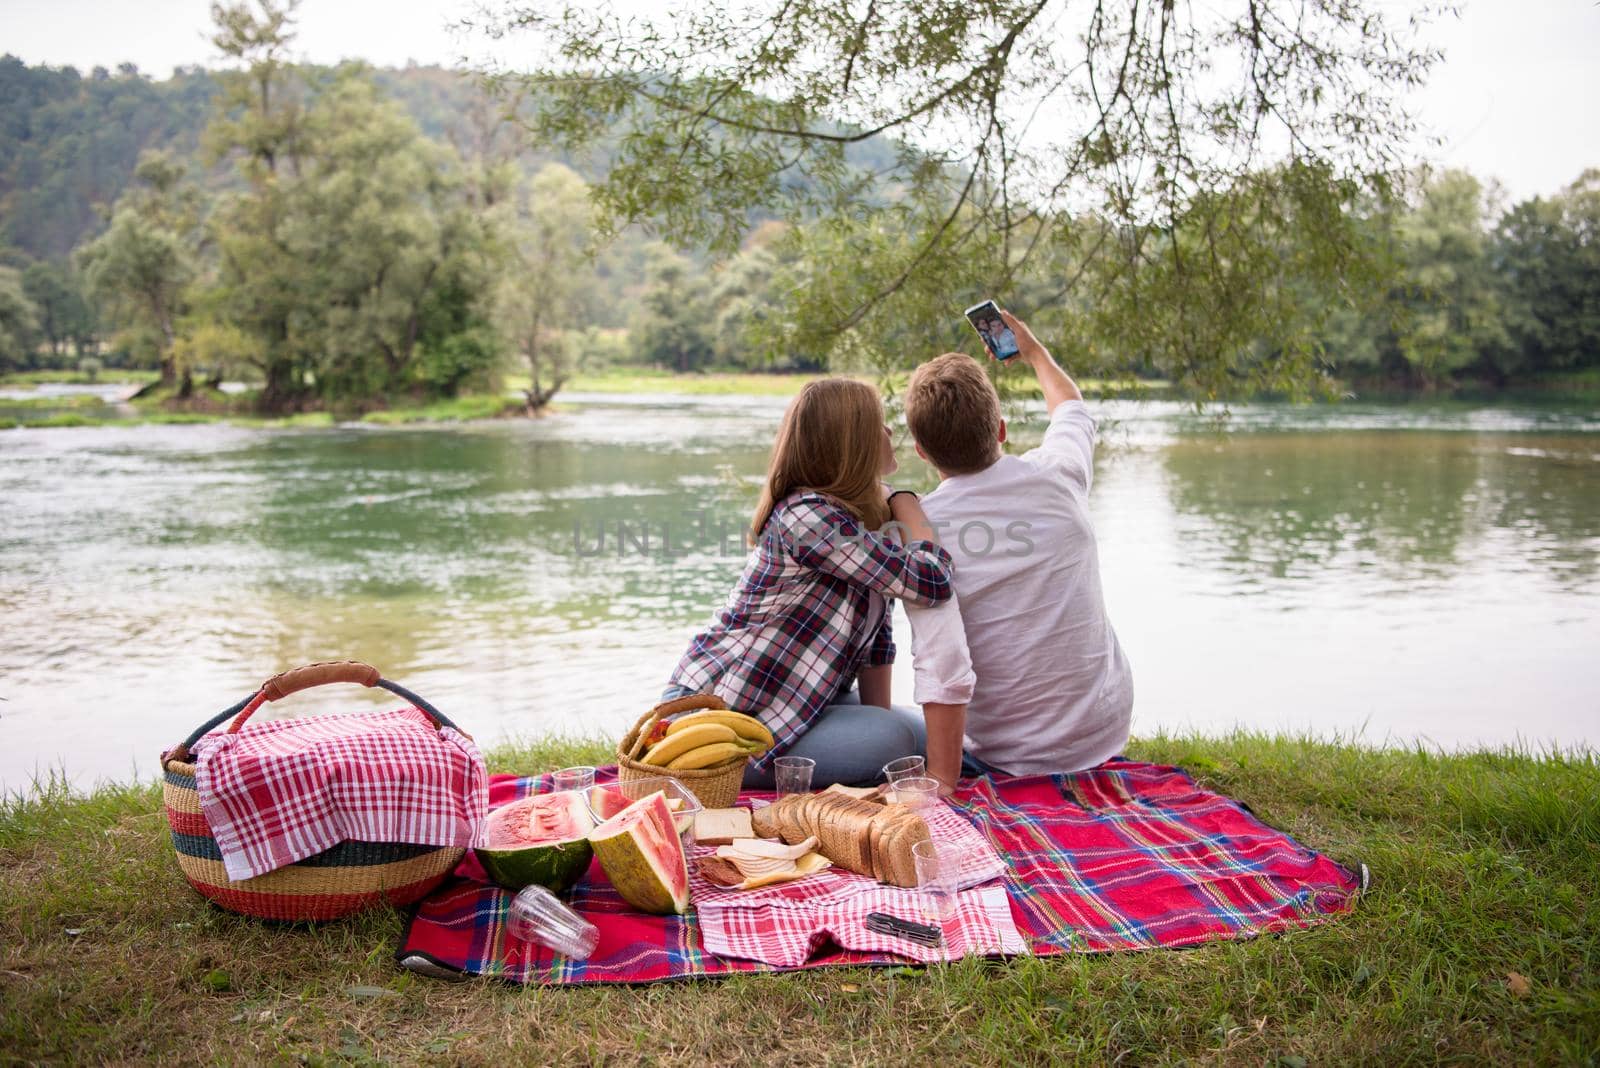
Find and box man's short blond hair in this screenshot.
[905,353,1002,475]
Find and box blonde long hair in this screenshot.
[751,378,889,542]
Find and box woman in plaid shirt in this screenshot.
[663,378,954,788]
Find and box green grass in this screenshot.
[1506,368,1600,404]
[0,391,522,431]
[0,393,120,410]
[2,734,1595,1063]
[357,394,524,424]
[550,367,1173,400]
[556,368,835,397]
[0,368,158,386]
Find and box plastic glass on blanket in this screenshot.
[912,837,965,958]
[773,756,815,797]
[507,885,600,960]
[881,755,926,784]
[887,776,940,812]
[550,765,596,793]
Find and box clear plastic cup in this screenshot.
[882,755,927,784]
[912,838,964,961]
[507,885,600,960]
[773,755,815,797]
[550,765,596,793]
[890,775,940,811]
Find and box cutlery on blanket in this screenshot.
[865,912,942,949]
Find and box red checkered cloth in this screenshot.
[693,796,1005,910]
[191,707,487,881]
[397,762,1363,983]
[697,884,1024,967]
[689,796,1017,966]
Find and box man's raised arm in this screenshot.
[1001,309,1081,409]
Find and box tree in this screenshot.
[204,0,310,412]
[289,72,501,404]
[75,151,201,393]
[20,262,93,358]
[495,162,597,412]
[481,0,1440,398]
[630,245,715,372]
[205,2,502,410]
[1489,171,1600,380]
[0,265,42,370]
[1388,170,1508,388]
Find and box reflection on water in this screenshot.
[1162,433,1600,592]
[2,395,1597,789]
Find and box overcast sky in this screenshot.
[4,0,1596,201]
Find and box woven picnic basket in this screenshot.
[615,694,747,809]
[160,660,471,922]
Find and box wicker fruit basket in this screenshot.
[616,694,748,809]
[160,660,471,922]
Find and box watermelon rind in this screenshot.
[588,791,691,915]
[474,793,596,893]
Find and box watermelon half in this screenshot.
[588,791,690,915]
[474,792,596,893]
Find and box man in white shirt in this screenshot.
[901,310,1133,788]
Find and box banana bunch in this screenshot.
[641,709,774,770]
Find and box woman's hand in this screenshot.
[886,489,938,546]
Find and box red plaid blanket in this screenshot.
[192,708,487,881]
[397,761,1362,983]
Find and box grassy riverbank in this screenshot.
[0,389,526,430]
[545,368,1169,400]
[3,735,1595,1063]
[0,369,158,387]
[0,367,1170,431]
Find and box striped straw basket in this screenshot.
[161,661,469,922]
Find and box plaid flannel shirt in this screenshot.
[668,491,954,771]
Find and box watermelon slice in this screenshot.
[588,791,690,915]
[589,784,691,833]
[587,784,632,821]
[474,792,596,893]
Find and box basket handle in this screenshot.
[257,660,381,702]
[166,660,464,763]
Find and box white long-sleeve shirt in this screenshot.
[904,591,976,706]
[914,399,1133,775]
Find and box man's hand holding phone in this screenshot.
[998,309,1050,367]
[981,304,1083,407]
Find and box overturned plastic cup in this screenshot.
[507,884,600,960]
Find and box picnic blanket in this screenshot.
[397,760,1363,983]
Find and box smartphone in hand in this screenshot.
[963,300,1020,361]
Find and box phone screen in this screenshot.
[964,300,1019,360]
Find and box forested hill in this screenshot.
[0,57,588,261]
[2,56,1594,397]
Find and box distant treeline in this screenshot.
[0,44,1595,409]
[1316,169,1598,391]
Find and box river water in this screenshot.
[2,390,1597,790]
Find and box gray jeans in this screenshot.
[742,690,928,790]
[658,685,927,789]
